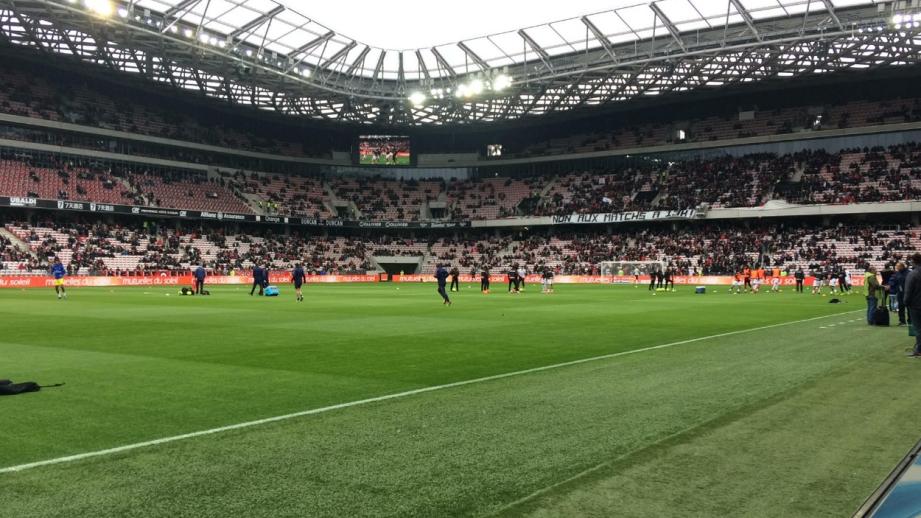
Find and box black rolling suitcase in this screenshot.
[874,306,890,326]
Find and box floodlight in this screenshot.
[408,91,427,106]
[183,28,193,38]
[116,7,128,18]
[169,25,178,34]
[492,74,512,91]
[199,32,209,44]
[468,79,484,95]
[84,0,113,17]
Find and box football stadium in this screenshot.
[2,0,921,516]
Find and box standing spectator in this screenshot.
[891,262,907,326]
[193,264,206,295]
[865,266,881,325]
[881,264,895,309]
[904,254,921,356]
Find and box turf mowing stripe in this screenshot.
[0,310,860,476]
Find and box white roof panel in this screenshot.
[134,0,881,79]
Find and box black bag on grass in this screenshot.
[0,379,41,396]
[874,306,890,326]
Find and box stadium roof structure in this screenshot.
[0,0,919,126]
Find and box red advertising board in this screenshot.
[0,273,865,288]
[0,274,379,288]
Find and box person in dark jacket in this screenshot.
[251,264,265,296]
[435,264,451,305]
[449,267,460,292]
[794,268,805,293]
[508,267,519,293]
[904,255,921,356]
[890,262,907,326]
[292,263,306,302]
[193,265,206,295]
[480,268,490,294]
[865,266,882,325]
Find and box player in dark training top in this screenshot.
[292,263,306,302]
[435,264,452,305]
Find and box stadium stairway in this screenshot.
[0,227,34,257]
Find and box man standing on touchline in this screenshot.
[193,264,206,295]
[865,266,882,325]
[904,254,921,356]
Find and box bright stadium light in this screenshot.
[116,7,128,18]
[169,25,178,34]
[183,28,193,38]
[468,79,484,95]
[84,0,114,17]
[408,91,427,106]
[199,32,210,44]
[492,74,512,91]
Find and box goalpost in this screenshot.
[599,261,665,282]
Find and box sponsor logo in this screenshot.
[359,221,383,228]
[384,221,408,228]
[10,197,37,207]
[131,207,140,214]
[264,216,282,224]
[57,201,86,210]
[90,203,115,212]
[179,210,187,217]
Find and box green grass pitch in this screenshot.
[1,283,919,517]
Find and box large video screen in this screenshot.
[358,135,411,166]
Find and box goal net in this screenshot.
[599,261,665,280]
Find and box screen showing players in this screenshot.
[358,135,411,166]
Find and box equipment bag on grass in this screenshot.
[0,379,40,396]
[874,306,890,326]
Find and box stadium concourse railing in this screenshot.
[0,273,868,289]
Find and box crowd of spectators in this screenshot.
[2,144,921,220]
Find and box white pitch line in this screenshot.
[0,310,860,476]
